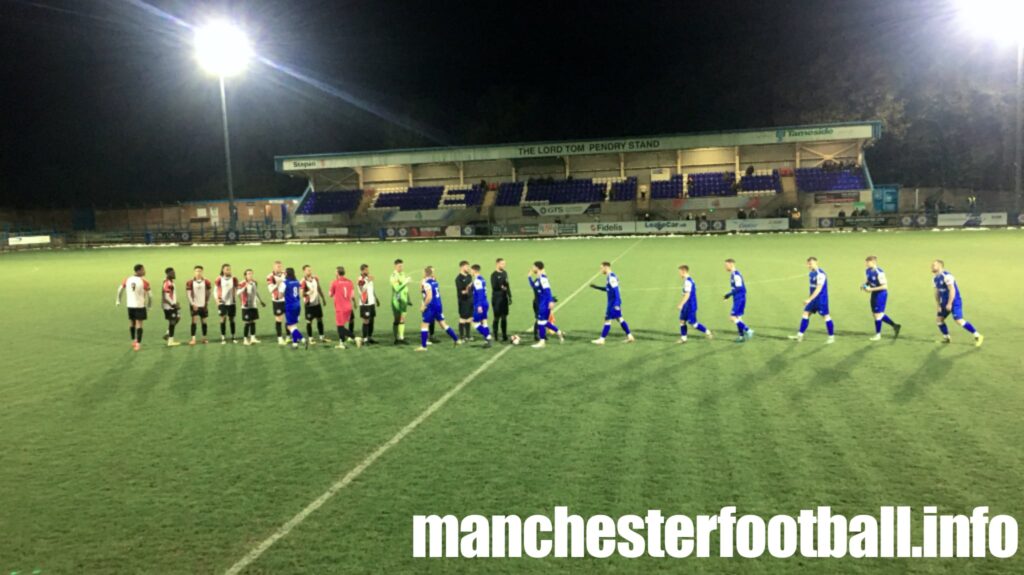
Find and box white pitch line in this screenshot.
[223,238,645,575]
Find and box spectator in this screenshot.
[838,209,847,219]
[737,208,747,220]
[745,165,755,177]
[748,207,758,219]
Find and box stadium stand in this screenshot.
[296,189,363,214]
[440,185,485,207]
[608,177,638,202]
[372,186,444,210]
[739,170,783,195]
[496,182,525,206]
[687,172,737,197]
[795,167,867,192]
[524,179,606,204]
[650,175,684,199]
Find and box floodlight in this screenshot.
[955,0,1024,44]
[194,20,252,77]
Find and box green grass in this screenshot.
[1,230,1022,574]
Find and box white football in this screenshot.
[510,335,521,345]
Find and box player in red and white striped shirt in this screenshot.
[161,267,182,347]
[239,268,266,345]
[267,260,287,345]
[302,265,328,344]
[187,265,212,345]
[116,263,151,351]
[216,263,240,344]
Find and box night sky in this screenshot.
[0,0,1018,207]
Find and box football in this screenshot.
[510,335,521,345]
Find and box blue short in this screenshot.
[730,298,746,317]
[680,305,698,324]
[938,300,964,321]
[870,291,888,314]
[472,304,489,323]
[537,300,553,322]
[804,298,830,316]
[422,307,445,324]
[285,306,301,326]
[605,305,622,321]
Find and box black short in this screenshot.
[359,304,376,320]
[458,299,474,320]
[163,308,180,321]
[128,307,147,321]
[218,304,237,318]
[242,308,260,322]
[191,306,209,318]
[492,295,510,316]
[272,301,286,316]
[305,304,324,320]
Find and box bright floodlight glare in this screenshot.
[194,20,252,77]
[956,0,1024,44]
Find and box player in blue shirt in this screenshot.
[861,255,901,340]
[789,257,835,344]
[932,259,983,347]
[283,267,307,349]
[417,266,461,351]
[470,264,493,348]
[722,259,753,343]
[589,262,634,345]
[528,261,564,348]
[677,265,712,343]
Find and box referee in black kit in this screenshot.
[490,258,511,341]
[456,260,474,341]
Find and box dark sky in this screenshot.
[0,0,1017,206]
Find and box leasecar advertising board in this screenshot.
[634,220,697,234]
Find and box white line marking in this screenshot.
[223,239,645,575]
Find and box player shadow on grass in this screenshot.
[894,346,974,403]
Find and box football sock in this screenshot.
[201,323,208,337]
[362,324,369,339]
[291,328,303,343]
[476,325,490,339]
[680,324,688,337]
[882,315,896,327]
[136,328,143,343]
[939,323,950,336]
[398,323,405,340]
[826,320,834,336]
[601,324,611,338]
[275,323,282,337]
[317,319,324,336]
[191,324,197,337]
[962,322,977,334]
[547,323,560,334]
[421,329,429,348]
[229,319,235,336]
[538,324,547,340]
[306,322,313,339]
[798,318,809,334]
[368,318,374,338]
[620,320,631,335]
[130,326,136,341]
[168,322,175,338]
[221,323,226,336]
[446,326,458,341]
[695,323,708,333]
[874,319,883,334]
[736,320,748,334]
[428,322,435,336]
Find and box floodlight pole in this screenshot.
[219,75,237,230]
[1015,40,1023,216]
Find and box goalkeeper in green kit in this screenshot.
[391,258,411,344]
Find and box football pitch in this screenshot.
[1,230,1021,574]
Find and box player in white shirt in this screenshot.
[267,260,287,345]
[187,265,212,346]
[161,267,182,347]
[302,265,328,344]
[115,263,152,351]
[216,263,240,344]
[239,268,266,345]
[358,264,380,344]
